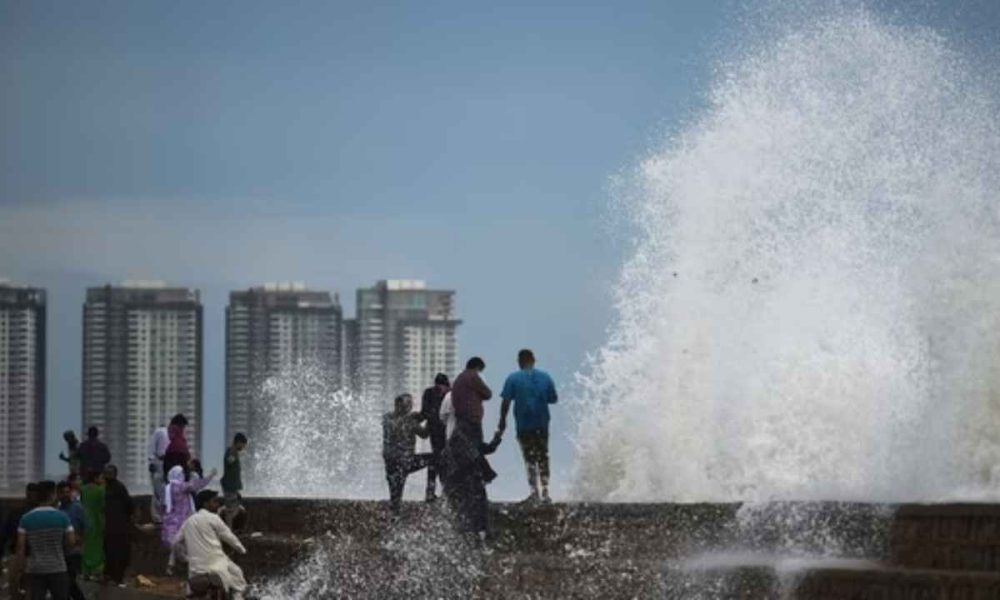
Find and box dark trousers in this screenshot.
[385,453,435,513]
[30,572,70,600]
[66,554,86,600]
[104,531,130,583]
[425,430,447,497]
[518,429,550,487]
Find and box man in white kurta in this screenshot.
[173,490,248,598]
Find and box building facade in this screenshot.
[225,283,342,443]
[82,282,202,485]
[0,283,45,489]
[348,280,460,405]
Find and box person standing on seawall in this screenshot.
[77,427,111,482]
[220,433,248,528]
[498,349,558,504]
[451,357,492,445]
[419,373,450,502]
[146,421,170,524]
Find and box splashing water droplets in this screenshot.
[574,9,1000,503]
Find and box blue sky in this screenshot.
[2,0,997,499]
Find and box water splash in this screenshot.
[248,363,382,498]
[574,7,1000,502]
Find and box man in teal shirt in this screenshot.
[499,349,558,504]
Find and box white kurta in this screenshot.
[173,509,247,594]
[439,391,456,439]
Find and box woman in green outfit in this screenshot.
[81,472,106,578]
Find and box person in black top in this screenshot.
[440,422,503,539]
[77,427,111,481]
[419,373,450,502]
[102,465,134,586]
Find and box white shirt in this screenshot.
[173,509,246,578]
[439,391,456,439]
[147,427,169,463]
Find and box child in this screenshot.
[382,394,434,514]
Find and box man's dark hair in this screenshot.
[170,413,189,427]
[518,348,535,366]
[466,357,486,371]
[87,426,99,439]
[63,430,77,441]
[234,432,248,445]
[56,480,71,493]
[434,373,450,386]
[104,464,118,479]
[194,489,218,511]
[35,481,57,504]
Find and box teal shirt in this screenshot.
[501,368,558,435]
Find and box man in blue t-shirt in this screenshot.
[16,480,76,600]
[499,348,558,504]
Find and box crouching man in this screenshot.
[172,489,248,600]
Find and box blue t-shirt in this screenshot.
[501,368,558,435]
[18,507,73,574]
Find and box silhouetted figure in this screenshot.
[16,480,76,600]
[220,433,248,528]
[162,414,191,483]
[441,422,503,537]
[59,431,81,477]
[420,373,451,502]
[56,480,86,600]
[102,465,134,586]
[382,394,434,514]
[451,357,492,436]
[77,427,110,481]
[499,349,558,504]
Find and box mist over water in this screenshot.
[574,7,1000,503]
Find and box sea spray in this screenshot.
[574,8,1000,502]
[248,362,382,498]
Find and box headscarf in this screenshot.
[164,465,194,514]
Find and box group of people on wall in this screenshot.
[0,417,250,600]
[382,348,558,540]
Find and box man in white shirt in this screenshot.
[172,490,248,599]
[146,423,169,524]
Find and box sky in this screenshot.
[2,0,998,499]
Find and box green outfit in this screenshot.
[81,482,106,576]
[221,446,242,493]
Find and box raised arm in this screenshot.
[212,515,246,554]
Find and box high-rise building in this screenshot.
[82,282,202,486]
[0,282,45,489]
[348,280,460,404]
[225,283,342,443]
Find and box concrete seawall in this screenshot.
[4,497,1000,597]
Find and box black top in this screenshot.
[419,386,447,436]
[78,439,111,478]
[104,479,134,535]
